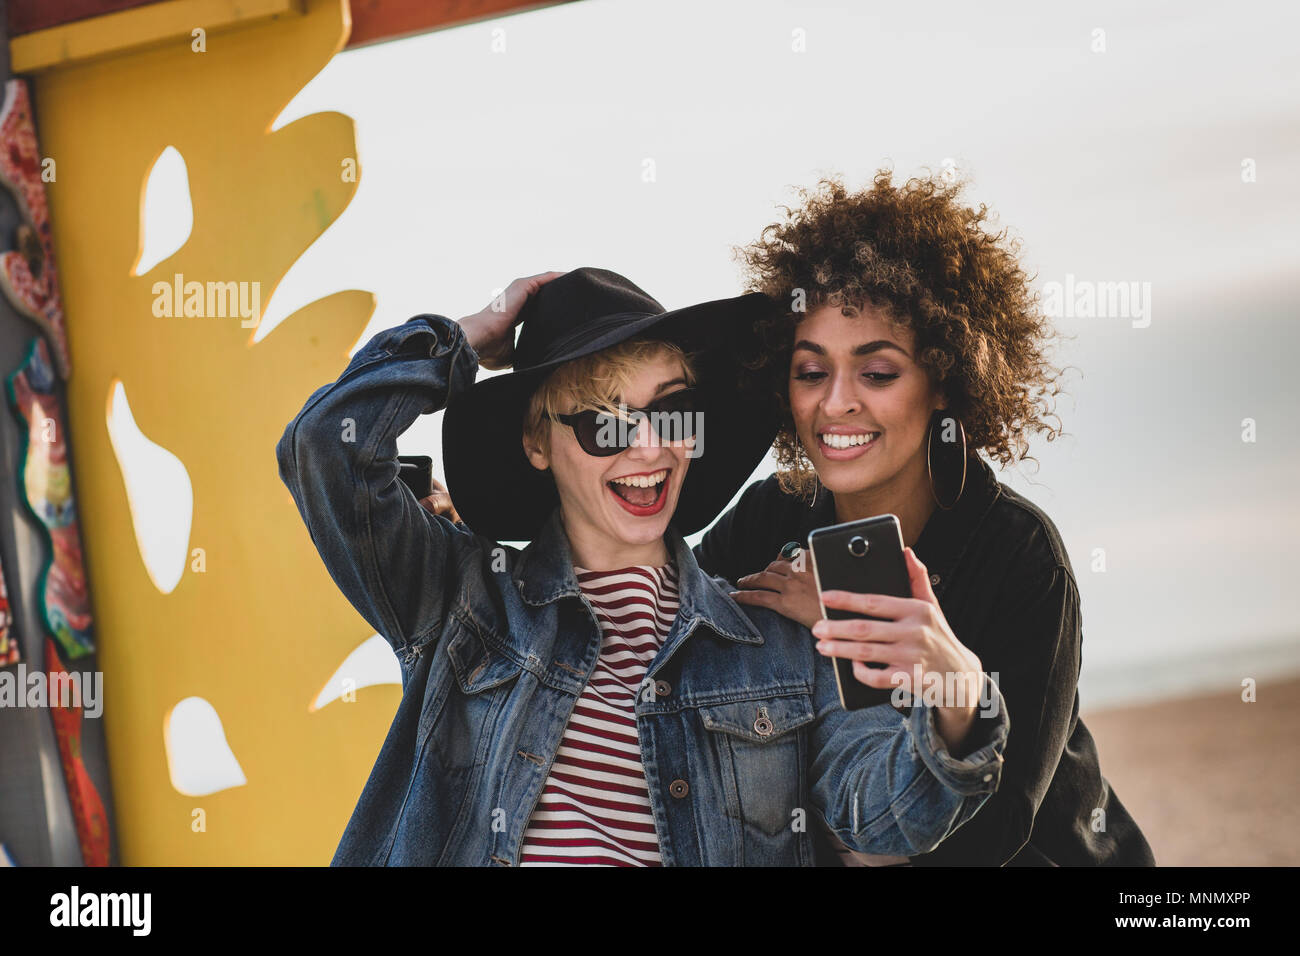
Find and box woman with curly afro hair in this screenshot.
[694,169,1154,867]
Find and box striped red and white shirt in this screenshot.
[519,561,679,866]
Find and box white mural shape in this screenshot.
[133,146,193,276]
[310,634,401,711]
[164,696,247,796]
[106,380,193,594]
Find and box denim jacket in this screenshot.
[275,312,1011,866]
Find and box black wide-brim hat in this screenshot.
[443,267,780,542]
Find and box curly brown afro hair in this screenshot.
[735,168,1066,500]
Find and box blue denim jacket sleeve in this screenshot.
[275,314,481,658]
[808,673,1010,857]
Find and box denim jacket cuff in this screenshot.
[368,313,480,367]
[907,672,1009,797]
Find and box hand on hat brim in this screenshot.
[460,271,567,370]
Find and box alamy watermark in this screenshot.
[592,403,705,458]
[1041,274,1151,328]
[888,666,1001,717]
[152,272,260,328]
[0,663,103,718]
[50,886,150,935]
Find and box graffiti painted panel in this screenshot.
[6,337,94,659]
[0,79,71,378]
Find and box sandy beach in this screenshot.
[1080,677,1299,866]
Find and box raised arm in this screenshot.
[276,272,563,661]
[275,313,482,660]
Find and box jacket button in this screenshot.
[929,573,941,586]
[654,679,672,698]
[669,779,689,799]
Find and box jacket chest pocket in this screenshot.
[699,694,815,840]
[446,611,524,694]
[420,610,524,762]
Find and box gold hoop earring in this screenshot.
[927,412,967,510]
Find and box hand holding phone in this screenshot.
[809,518,988,752]
[398,456,463,524]
[807,514,911,710]
[398,455,433,499]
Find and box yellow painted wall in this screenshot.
[31,0,396,863]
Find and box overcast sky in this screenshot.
[265,0,1300,706]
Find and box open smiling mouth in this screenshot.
[817,430,881,459]
[607,468,671,516]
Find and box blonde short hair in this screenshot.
[523,337,697,456]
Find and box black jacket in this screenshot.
[694,455,1155,866]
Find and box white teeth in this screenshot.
[819,432,879,449]
[610,469,668,487]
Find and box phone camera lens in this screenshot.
[847,535,868,557]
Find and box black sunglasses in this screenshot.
[555,387,702,457]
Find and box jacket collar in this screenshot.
[798,455,1002,600]
[513,506,764,645]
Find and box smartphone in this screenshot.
[397,455,433,500]
[807,514,910,710]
